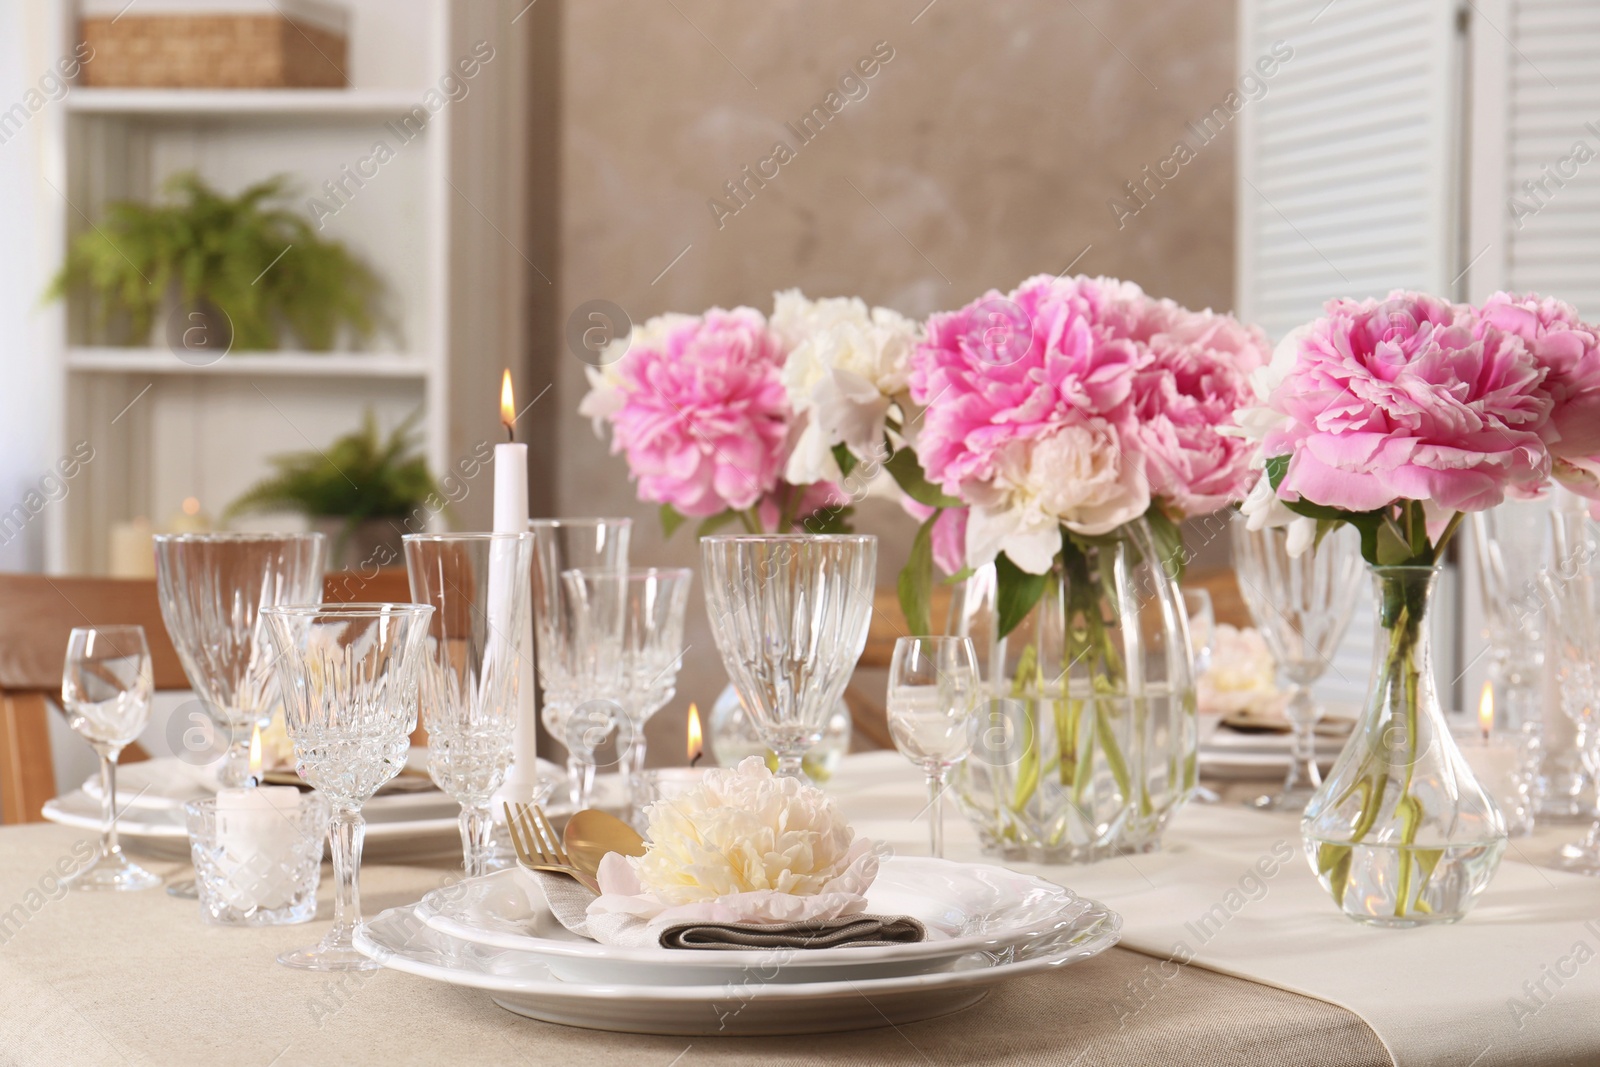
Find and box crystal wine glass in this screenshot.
[403,533,534,878]
[153,532,326,787]
[1548,507,1600,874]
[562,567,692,813]
[527,518,630,806]
[262,602,433,970]
[887,636,980,859]
[61,625,160,891]
[1231,515,1363,811]
[701,534,876,778]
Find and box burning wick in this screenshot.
[247,723,264,788]
[500,369,516,443]
[1478,681,1495,744]
[687,703,704,769]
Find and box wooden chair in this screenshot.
[0,567,415,825]
[841,567,1248,751]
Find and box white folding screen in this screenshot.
[1235,0,1469,709]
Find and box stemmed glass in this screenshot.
[562,567,692,813]
[153,532,326,787]
[1182,588,1222,803]
[61,626,160,891]
[701,534,876,778]
[1231,514,1363,811]
[262,602,433,970]
[527,518,631,806]
[1548,507,1600,873]
[404,533,535,878]
[886,636,980,859]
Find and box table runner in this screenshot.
[830,753,1600,1067]
[0,822,1388,1066]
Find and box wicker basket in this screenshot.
[80,1,348,89]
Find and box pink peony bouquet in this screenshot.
[900,273,1269,633]
[1237,289,1600,565]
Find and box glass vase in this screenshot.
[951,519,1197,863]
[1302,564,1508,926]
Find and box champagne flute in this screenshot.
[61,625,161,890]
[887,636,980,859]
[262,602,433,970]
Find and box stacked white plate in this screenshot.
[40,752,586,864]
[355,856,1122,1036]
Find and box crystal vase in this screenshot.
[1302,564,1508,926]
[951,519,1197,863]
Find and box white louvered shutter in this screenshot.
[1237,0,1463,342]
[1236,0,1468,708]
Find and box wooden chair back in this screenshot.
[841,567,1248,751]
[0,568,415,824]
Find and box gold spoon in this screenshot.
[563,808,647,877]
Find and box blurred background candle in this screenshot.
[493,371,538,803]
[1455,682,1536,837]
[107,517,155,578]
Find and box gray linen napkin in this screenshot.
[527,870,925,951]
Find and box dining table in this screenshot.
[3,751,1595,1067]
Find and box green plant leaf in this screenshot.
[995,552,1049,639]
[659,503,686,539]
[885,448,962,509]
[831,443,859,479]
[695,511,739,538]
[898,516,936,636]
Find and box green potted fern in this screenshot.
[47,172,384,352]
[224,411,441,567]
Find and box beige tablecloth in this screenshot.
[0,822,1389,1067]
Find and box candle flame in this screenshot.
[500,370,516,439]
[686,703,703,765]
[182,496,201,516]
[1479,681,1495,738]
[248,724,263,783]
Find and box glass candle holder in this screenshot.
[185,791,328,926]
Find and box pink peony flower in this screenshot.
[604,308,791,517]
[909,274,1148,501]
[1264,292,1552,514]
[1477,293,1600,485]
[1129,302,1270,517]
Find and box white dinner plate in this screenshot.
[1199,724,1353,779]
[415,856,1101,983]
[355,897,1122,1036]
[41,752,592,864]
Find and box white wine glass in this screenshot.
[887,636,980,859]
[61,625,160,891]
[1231,515,1363,811]
[262,602,434,970]
[404,533,535,878]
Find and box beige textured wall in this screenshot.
[541,0,1239,764]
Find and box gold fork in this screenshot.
[503,802,601,894]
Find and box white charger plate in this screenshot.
[415,856,1099,984]
[355,897,1122,1036]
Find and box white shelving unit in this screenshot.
[39,0,531,572]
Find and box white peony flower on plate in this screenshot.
[587,756,888,929]
[770,290,920,486]
[964,419,1151,574]
[1198,624,1286,717]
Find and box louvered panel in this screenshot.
[1238,0,1457,341]
[1503,0,1600,308]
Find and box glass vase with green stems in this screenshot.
[949,518,1198,864]
[1262,457,1509,924]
